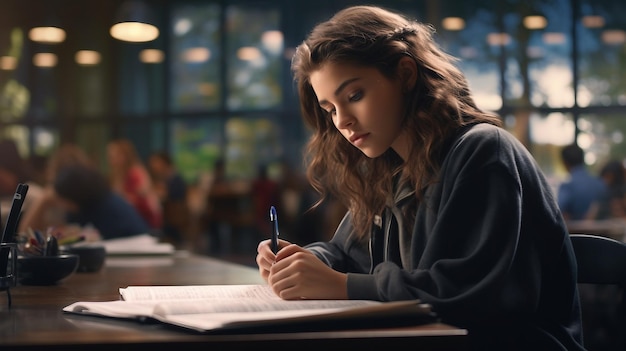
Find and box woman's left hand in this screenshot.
[268,244,348,300]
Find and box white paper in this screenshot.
[63,284,432,333]
[101,234,175,255]
[119,284,279,301]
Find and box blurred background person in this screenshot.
[250,163,280,241]
[0,139,34,197]
[204,158,232,255]
[21,143,96,230]
[589,159,626,220]
[18,144,150,240]
[26,153,49,188]
[557,143,607,221]
[148,150,189,247]
[107,138,163,233]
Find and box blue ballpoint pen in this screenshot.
[269,206,279,254]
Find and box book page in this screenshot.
[153,298,381,316]
[119,284,279,302]
[153,300,432,333]
[63,300,159,319]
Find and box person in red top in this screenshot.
[107,139,162,231]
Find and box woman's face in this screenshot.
[309,61,411,160]
[106,144,124,167]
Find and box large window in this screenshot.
[170,3,222,112]
[578,0,626,106]
[167,2,283,182]
[1,0,626,186]
[169,118,222,184]
[225,6,283,110]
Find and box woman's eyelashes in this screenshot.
[320,90,363,120]
[348,90,363,102]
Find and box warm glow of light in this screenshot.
[602,29,626,45]
[29,26,66,43]
[0,56,17,70]
[237,47,261,61]
[442,17,465,31]
[140,49,164,63]
[487,32,511,46]
[33,53,58,68]
[261,30,283,55]
[110,22,159,42]
[523,15,548,30]
[542,32,566,45]
[181,47,210,63]
[75,50,101,66]
[582,15,605,28]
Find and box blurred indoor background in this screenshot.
[1,0,626,253]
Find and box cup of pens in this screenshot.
[0,243,18,292]
[16,229,79,285]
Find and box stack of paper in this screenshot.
[101,234,175,256]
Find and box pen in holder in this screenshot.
[0,242,18,308]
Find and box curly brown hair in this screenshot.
[291,5,502,240]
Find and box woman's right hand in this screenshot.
[256,238,291,282]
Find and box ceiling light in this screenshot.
[582,15,605,28]
[33,53,58,68]
[182,47,210,63]
[442,17,465,31]
[602,29,626,45]
[139,49,164,63]
[487,33,511,46]
[75,50,101,66]
[110,1,159,42]
[29,26,66,44]
[237,47,261,61]
[523,15,548,30]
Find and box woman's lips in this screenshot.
[350,133,368,146]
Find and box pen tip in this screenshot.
[269,206,276,220]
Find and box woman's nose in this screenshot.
[334,108,354,129]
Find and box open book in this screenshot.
[63,284,436,333]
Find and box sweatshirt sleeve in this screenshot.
[304,211,372,274]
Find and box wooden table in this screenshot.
[0,251,468,350]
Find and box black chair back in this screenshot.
[570,234,626,351]
[570,234,626,285]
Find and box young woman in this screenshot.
[256,5,586,350]
[107,139,162,231]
